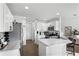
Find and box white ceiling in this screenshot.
[7,3,79,20]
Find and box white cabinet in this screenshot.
[39,39,71,56]
[4,3,13,32]
[0,3,14,32]
[0,3,4,32]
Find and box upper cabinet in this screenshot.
[0,3,4,32]
[0,3,14,32]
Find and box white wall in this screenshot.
[26,22,32,40]
[61,16,79,32]
[60,12,79,36]
[25,22,35,40]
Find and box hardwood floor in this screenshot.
[21,40,38,56]
[75,45,79,53]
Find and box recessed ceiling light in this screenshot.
[56,12,60,15]
[24,17,26,18]
[25,6,29,9]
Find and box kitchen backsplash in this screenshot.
[0,33,4,38]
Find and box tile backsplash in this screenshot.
[0,33,4,38]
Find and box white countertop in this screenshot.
[38,38,71,46]
[2,40,20,51]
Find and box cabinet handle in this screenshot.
[10,26,11,30]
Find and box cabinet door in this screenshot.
[3,4,13,32]
[9,11,14,31]
[0,3,4,32]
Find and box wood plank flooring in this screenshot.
[75,45,79,53]
[21,40,38,56]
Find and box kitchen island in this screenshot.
[38,38,71,56]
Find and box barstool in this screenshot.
[67,37,76,56]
